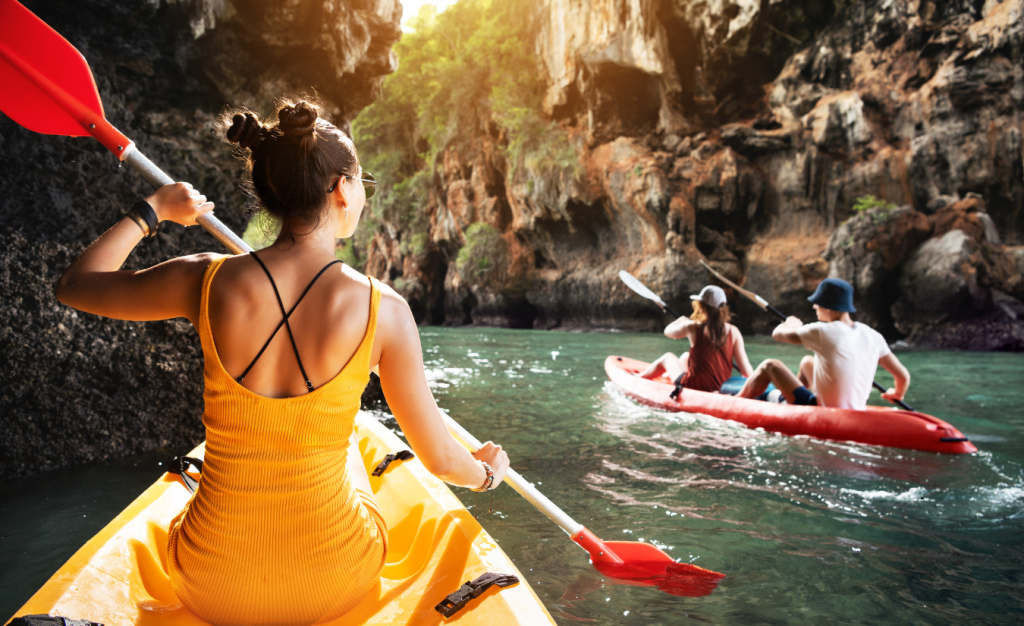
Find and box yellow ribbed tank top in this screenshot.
[168,256,387,626]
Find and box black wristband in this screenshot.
[132,200,159,238]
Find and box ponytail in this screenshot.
[690,301,731,346]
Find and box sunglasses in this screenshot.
[327,171,376,198]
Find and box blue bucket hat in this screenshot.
[808,278,856,313]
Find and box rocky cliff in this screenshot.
[366,0,1024,348]
[0,0,401,477]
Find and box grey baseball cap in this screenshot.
[691,285,727,308]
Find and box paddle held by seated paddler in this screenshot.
[53,99,510,625]
[636,285,754,396]
[737,278,911,410]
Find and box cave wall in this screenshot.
[0,0,401,477]
[367,0,1024,348]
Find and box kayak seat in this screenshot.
[719,376,775,397]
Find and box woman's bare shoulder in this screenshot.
[203,252,257,294]
[158,252,222,281]
[338,265,411,320]
[375,280,413,320]
[339,262,372,286]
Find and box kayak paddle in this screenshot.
[0,0,250,254]
[699,259,917,411]
[441,413,725,597]
[619,270,680,317]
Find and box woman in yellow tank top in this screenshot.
[55,100,511,626]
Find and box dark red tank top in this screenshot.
[679,325,735,393]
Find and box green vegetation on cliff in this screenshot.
[456,222,506,285]
[349,0,571,268]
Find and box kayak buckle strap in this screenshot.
[669,372,685,401]
[435,572,519,618]
[940,437,970,443]
[167,456,205,495]
[372,450,415,477]
[669,383,683,400]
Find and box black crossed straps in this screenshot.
[237,251,342,393]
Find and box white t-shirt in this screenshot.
[796,321,891,410]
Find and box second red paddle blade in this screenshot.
[589,539,725,597]
[0,0,104,136]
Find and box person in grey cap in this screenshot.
[737,278,910,410]
[637,285,753,393]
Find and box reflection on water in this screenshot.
[2,328,1023,624]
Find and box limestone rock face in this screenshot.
[890,197,1022,348]
[823,195,1022,347]
[374,0,1023,342]
[896,229,984,325]
[824,206,933,333]
[538,0,844,139]
[536,0,678,139]
[0,0,400,477]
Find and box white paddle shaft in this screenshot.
[441,413,584,537]
[123,146,252,255]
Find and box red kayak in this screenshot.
[605,356,976,454]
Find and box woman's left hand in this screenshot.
[145,182,215,226]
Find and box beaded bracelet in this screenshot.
[471,461,495,492]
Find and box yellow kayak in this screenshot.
[8,413,555,625]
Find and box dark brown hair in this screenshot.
[223,99,358,227]
[690,301,732,347]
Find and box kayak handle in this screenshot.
[940,437,970,443]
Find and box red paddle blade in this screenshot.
[0,0,131,157]
[572,528,725,598]
[596,541,725,597]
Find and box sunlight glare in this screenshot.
[400,0,457,30]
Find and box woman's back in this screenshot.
[680,323,738,393]
[167,255,387,625]
[208,248,376,398]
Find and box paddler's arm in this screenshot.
[878,353,910,402]
[54,183,215,325]
[771,316,805,345]
[731,328,754,377]
[664,315,696,339]
[373,289,510,490]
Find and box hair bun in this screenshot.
[226,112,269,150]
[278,102,318,138]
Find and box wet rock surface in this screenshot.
[825,206,933,335]
[0,0,400,477]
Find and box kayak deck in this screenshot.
[9,412,554,625]
[606,356,976,454]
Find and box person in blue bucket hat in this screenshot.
[737,278,911,410]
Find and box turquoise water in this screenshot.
[3,328,1023,624]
